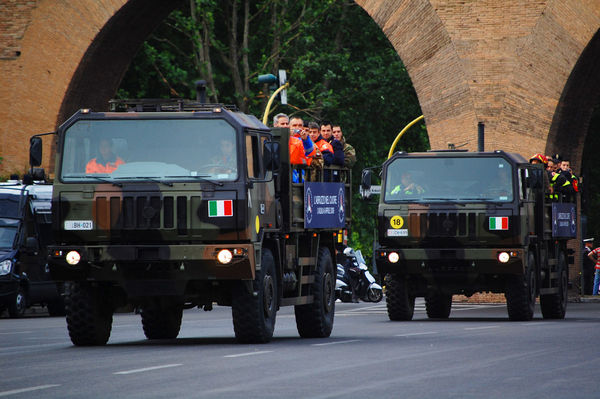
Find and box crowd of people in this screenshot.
[528,153,578,201]
[273,113,356,182]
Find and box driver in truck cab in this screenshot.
[85,138,125,174]
[389,171,424,197]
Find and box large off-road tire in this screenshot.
[295,247,336,338]
[232,248,277,343]
[540,252,568,319]
[425,293,452,319]
[141,298,184,340]
[385,273,415,321]
[64,282,113,346]
[7,286,27,318]
[506,252,536,321]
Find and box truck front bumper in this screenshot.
[375,247,525,276]
[48,243,257,282]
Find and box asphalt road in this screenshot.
[1,300,599,399]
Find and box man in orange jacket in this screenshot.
[289,117,316,165]
[85,138,124,174]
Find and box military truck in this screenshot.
[361,149,574,321]
[29,99,351,345]
[0,175,64,317]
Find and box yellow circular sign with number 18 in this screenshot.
[390,215,404,229]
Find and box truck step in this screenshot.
[280,295,314,306]
[539,287,558,295]
[300,275,315,284]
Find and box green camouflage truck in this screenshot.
[361,149,574,321]
[29,99,351,345]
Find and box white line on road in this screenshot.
[395,332,439,337]
[0,331,32,335]
[464,326,499,331]
[311,339,361,346]
[0,384,60,397]
[114,364,183,375]
[224,351,274,358]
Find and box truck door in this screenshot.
[245,131,277,241]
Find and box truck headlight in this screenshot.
[217,249,233,264]
[0,259,12,275]
[497,252,510,263]
[388,252,400,263]
[66,251,81,265]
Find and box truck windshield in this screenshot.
[0,219,19,249]
[60,118,238,182]
[384,156,514,203]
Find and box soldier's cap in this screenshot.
[583,238,594,242]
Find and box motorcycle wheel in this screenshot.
[366,286,383,303]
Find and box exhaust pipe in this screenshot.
[477,122,484,152]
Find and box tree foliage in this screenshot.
[118,0,429,261]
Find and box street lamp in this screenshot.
[259,70,288,125]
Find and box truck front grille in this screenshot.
[413,212,477,238]
[95,195,184,231]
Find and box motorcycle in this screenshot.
[335,247,383,303]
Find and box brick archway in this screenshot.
[1,0,599,175]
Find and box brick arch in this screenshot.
[357,0,600,169]
[1,0,600,175]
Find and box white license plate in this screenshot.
[387,229,408,237]
[64,220,94,230]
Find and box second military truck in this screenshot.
[30,99,351,345]
[362,149,574,321]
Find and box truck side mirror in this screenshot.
[528,168,543,189]
[30,136,43,167]
[361,169,372,191]
[263,141,280,173]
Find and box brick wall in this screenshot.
[0,0,37,60]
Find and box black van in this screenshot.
[0,179,63,317]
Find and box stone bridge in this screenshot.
[1,0,599,173]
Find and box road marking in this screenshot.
[0,343,65,353]
[224,351,273,358]
[0,384,60,397]
[464,325,499,331]
[114,364,182,375]
[311,339,361,346]
[0,331,32,335]
[395,332,438,337]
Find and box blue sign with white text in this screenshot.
[304,182,346,229]
[552,202,577,238]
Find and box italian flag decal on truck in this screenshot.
[208,200,233,217]
[489,216,508,230]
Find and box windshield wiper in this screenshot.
[65,175,122,187]
[165,175,224,187]
[114,177,173,187]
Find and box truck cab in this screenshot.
[363,150,574,321]
[31,99,351,345]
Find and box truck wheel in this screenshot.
[141,298,183,339]
[232,248,277,343]
[65,282,113,346]
[425,293,452,319]
[385,273,415,321]
[295,247,335,338]
[8,286,27,318]
[506,252,536,321]
[540,252,568,319]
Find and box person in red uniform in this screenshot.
[85,138,125,174]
